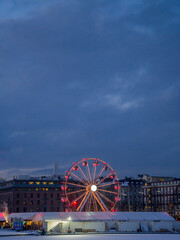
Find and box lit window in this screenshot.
[49,182,53,185]
[35,188,38,191]
[36,182,40,185]
[42,182,47,185]
[46,188,48,191]
[29,182,34,185]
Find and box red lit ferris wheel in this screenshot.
[61,158,120,212]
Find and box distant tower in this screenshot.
[54,161,58,176]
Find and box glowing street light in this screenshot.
[68,216,71,232]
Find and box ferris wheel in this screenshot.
[61,158,120,212]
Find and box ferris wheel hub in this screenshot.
[91,185,97,192]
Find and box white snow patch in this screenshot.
[0,234,179,240]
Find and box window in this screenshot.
[37,193,40,198]
[16,200,19,205]
[30,200,33,205]
[51,193,53,198]
[37,200,40,205]
[31,193,33,198]
[42,182,47,185]
[23,201,26,205]
[49,182,53,185]
[16,208,19,212]
[36,182,40,185]
[17,193,19,198]
[51,200,53,205]
[29,182,34,185]
[24,193,26,198]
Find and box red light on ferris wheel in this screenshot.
[72,201,77,207]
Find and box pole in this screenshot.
[128,186,130,212]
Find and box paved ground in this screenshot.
[0,233,180,240]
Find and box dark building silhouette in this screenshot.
[118,177,145,212]
[0,175,64,213]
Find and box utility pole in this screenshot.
[128,186,130,211]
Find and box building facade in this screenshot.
[143,178,180,218]
[0,176,64,213]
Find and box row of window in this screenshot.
[16,207,61,212]
[144,196,180,204]
[16,192,61,198]
[14,187,62,191]
[150,181,180,186]
[16,200,61,205]
[144,186,180,195]
[28,181,59,185]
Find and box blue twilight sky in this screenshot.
[0,0,180,179]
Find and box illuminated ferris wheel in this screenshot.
[61,158,120,212]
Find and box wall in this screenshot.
[117,221,139,232]
[150,221,172,232]
[46,221,105,234]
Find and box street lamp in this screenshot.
[68,216,71,232]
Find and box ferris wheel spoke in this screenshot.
[92,165,97,184]
[95,165,105,184]
[92,192,106,212]
[66,189,86,195]
[98,188,118,195]
[65,182,86,188]
[96,172,113,185]
[86,163,92,183]
[97,190,114,205]
[76,191,89,212]
[73,191,86,202]
[98,182,116,188]
[79,192,91,212]
[95,192,109,211]
[78,165,90,184]
[93,193,98,212]
[71,172,88,186]
[89,192,93,212]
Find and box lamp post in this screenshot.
[68,217,71,233]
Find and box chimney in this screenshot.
[54,161,58,176]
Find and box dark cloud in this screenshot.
[0,0,180,178]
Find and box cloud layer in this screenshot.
[0,0,180,178]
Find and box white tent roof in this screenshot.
[107,212,128,220]
[8,212,39,221]
[90,212,112,220]
[8,211,175,222]
[75,212,96,221]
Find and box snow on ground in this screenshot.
[0,234,179,240]
[0,229,29,235]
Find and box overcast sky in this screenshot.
[0,0,180,179]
